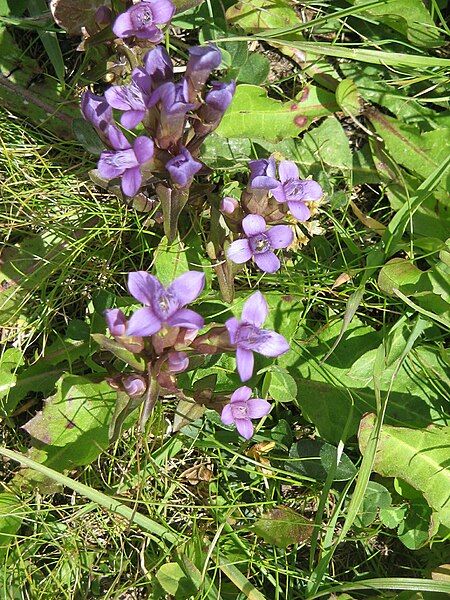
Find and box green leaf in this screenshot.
[156,562,198,597]
[358,414,450,529]
[349,0,442,48]
[216,84,338,142]
[201,134,252,171]
[49,0,107,35]
[226,0,298,31]
[355,481,392,527]
[286,438,357,482]
[336,78,361,116]
[378,259,423,295]
[72,118,104,154]
[253,506,314,548]
[0,493,23,560]
[233,51,270,85]
[267,366,297,403]
[28,0,65,84]
[380,505,407,529]
[91,334,145,371]
[18,375,117,489]
[108,391,143,443]
[153,235,190,286]
[0,348,24,406]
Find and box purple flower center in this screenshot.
[236,323,267,349]
[131,5,154,29]
[104,149,137,173]
[283,179,305,200]
[249,233,271,254]
[152,290,179,320]
[231,402,248,419]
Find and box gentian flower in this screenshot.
[123,375,147,397]
[226,291,289,381]
[248,157,278,190]
[153,80,194,149]
[104,308,127,336]
[144,46,174,87]
[167,351,189,373]
[166,147,202,187]
[195,80,236,135]
[272,161,323,222]
[221,196,239,215]
[221,386,271,439]
[98,133,154,197]
[112,0,175,41]
[185,44,222,102]
[126,271,205,336]
[227,214,293,273]
[81,90,113,137]
[105,68,153,129]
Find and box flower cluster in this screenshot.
[103,271,288,439]
[222,158,323,274]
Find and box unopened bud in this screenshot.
[123,375,147,397]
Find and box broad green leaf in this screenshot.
[380,505,407,529]
[216,84,338,142]
[234,51,270,85]
[201,134,252,171]
[286,438,357,482]
[91,334,145,372]
[397,498,433,549]
[153,235,190,286]
[0,348,24,406]
[336,78,360,116]
[267,366,297,403]
[156,562,198,597]
[253,506,314,548]
[349,0,442,48]
[289,116,352,171]
[226,0,298,31]
[378,258,422,295]
[367,109,450,193]
[355,481,392,527]
[358,414,450,529]
[0,493,23,559]
[18,375,117,489]
[72,118,104,155]
[173,397,206,433]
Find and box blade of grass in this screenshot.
[308,577,450,598]
[27,0,65,85]
[0,446,181,547]
[214,556,267,600]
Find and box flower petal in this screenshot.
[221,403,234,426]
[250,175,279,190]
[146,0,175,23]
[121,166,142,197]
[133,136,154,164]
[230,385,252,403]
[266,225,294,249]
[253,251,280,273]
[247,398,271,419]
[107,125,130,150]
[271,184,287,203]
[121,110,146,129]
[235,418,253,439]
[252,330,290,357]
[126,306,161,336]
[287,200,311,222]
[225,317,240,345]
[226,239,252,264]
[127,271,161,305]
[279,160,299,182]
[241,291,268,327]
[242,214,266,237]
[104,85,132,110]
[299,179,323,201]
[169,271,205,306]
[104,308,127,336]
[167,308,204,330]
[236,347,254,382]
[112,11,133,37]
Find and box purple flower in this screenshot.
[126,271,205,337]
[272,161,323,222]
[226,291,289,382]
[112,0,175,41]
[202,80,235,122]
[153,80,194,149]
[81,90,113,134]
[166,147,202,188]
[105,68,153,129]
[144,46,174,87]
[221,196,239,215]
[167,351,189,373]
[248,157,278,190]
[123,375,147,397]
[227,214,293,273]
[185,44,222,101]
[104,308,127,336]
[221,386,271,439]
[98,134,154,197]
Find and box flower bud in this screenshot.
[123,375,147,397]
